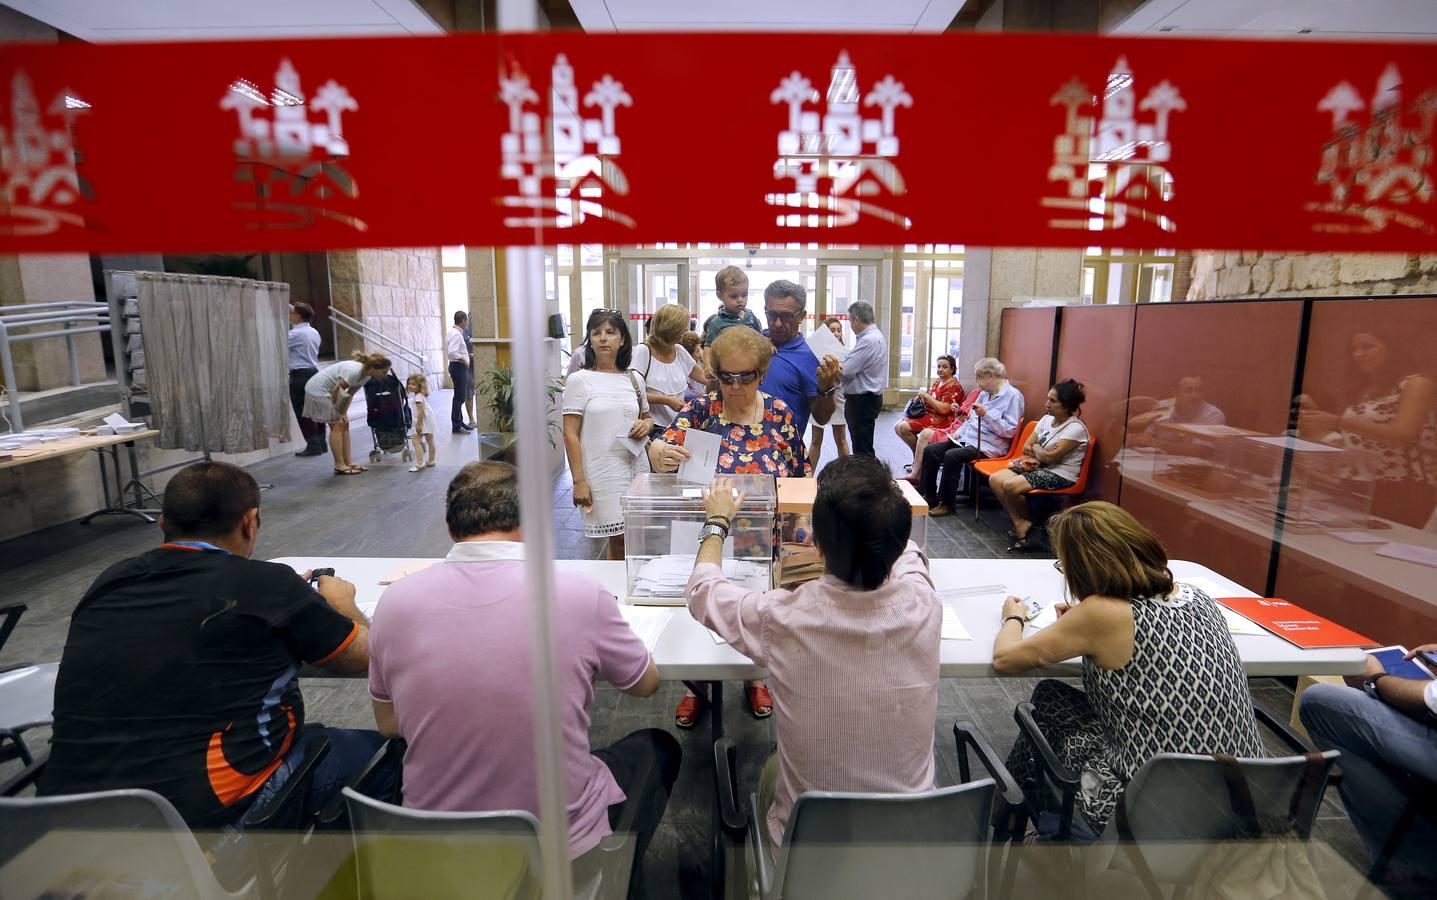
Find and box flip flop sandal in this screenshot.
[747,685,774,719]
[675,694,704,729]
[334,467,359,476]
[1007,534,1040,553]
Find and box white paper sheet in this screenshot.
[805,323,848,363]
[670,520,734,558]
[707,628,728,645]
[1376,542,1437,569]
[677,428,722,484]
[1242,435,1342,453]
[614,426,647,457]
[1180,577,1266,635]
[941,604,971,641]
[619,604,674,652]
[1026,604,1059,631]
[938,584,1007,601]
[1328,530,1388,544]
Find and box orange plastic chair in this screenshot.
[969,420,1034,518]
[1028,436,1096,500]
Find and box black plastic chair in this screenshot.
[0,603,59,768]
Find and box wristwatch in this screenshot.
[1363,672,1388,699]
[699,522,730,544]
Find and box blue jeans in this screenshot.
[244,726,389,828]
[1299,683,1437,881]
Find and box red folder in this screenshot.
[1216,597,1377,650]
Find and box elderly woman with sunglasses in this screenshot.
[646,324,810,728]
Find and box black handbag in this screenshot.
[903,396,927,418]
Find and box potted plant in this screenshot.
[476,365,565,465]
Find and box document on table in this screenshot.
[938,584,1007,601]
[670,520,733,558]
[1181,576,1266,635]
[619,604,674,653]
[677,428,721,484]
[1242,435,1341,453]
[1376,542,1437,569]
[1328,530,1388,544]
[707,627,728,645]
[614,427,647,457]
[378,562,437,585]
[1025,604,1059,631]
[805,322,848,363]
[940,604,971,641]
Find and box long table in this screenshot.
[272,556,1367,679]
[0,429,161,523]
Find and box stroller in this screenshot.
[363,370,413,464]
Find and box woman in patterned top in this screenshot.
[1297,329,1437,529]
[992,501,1263,840]
[647,324,808,728]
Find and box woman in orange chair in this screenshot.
[988,379,1089,552]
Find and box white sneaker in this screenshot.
[408,465,422,473]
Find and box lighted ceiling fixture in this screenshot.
[64,96,90,109]
[271,88,304,107]
[228,78,268,106]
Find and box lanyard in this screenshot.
[160,541,230,555]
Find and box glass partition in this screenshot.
[997,307,1057,431]
[1054,305,1135,504]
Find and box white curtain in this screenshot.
[136,272,291,453]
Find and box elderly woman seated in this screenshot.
[917,357,1024,517]
[646,324,810,727]
[986,378,1089,553]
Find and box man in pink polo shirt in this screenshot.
[687,455,941,848]
[368,461,680,898]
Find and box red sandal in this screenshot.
[674,693,704,729]
[747,684,773,719]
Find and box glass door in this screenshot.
[607,257,689,342]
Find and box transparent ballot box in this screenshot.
[621,474,776,605]
[776,475,929,555]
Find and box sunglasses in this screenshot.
[765,308,803,323]
[717,370,760,385]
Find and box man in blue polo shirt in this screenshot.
[759,280,842,463]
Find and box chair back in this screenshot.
[776,780,996,900]
[342,787,544,900]
[0,789,248,899]
[1102,750,1338,884]
[1001,420,1034,461]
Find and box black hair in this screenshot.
[812,455,911,590]
[292,302,314,322]
[446,461,522,539]
[454,310,468,325]
[160,461,260,540]
[1053,378,1086,414]
[582,309,634,370]
[937,354,956,372]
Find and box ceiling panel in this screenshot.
[570,0,970,33]
[1110,0,1437,40]
[4,0,443,41]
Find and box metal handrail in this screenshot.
[328,308,425,372]
[0,303,112,432]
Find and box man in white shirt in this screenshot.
[841,300,889,458]
[447,311,473,433]
[288,303,326,456]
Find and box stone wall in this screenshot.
[1187,251,1437,300]
[327,248,445,382]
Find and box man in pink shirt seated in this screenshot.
[368,461,680,898]
[686,455,942,848]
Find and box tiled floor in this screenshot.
[0,400,1373,897]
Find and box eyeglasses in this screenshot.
[765,308,803,323]
[717,370,760,385]
[592,308,623,317]
[1053,559,1063,573]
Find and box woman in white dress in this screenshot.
[807,317,850,464]
[632,304,710,439]
[562,309,654,560]
[304,352,391,475]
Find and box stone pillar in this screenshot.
[0,254,107,391]
[326,248,444,382]
[959,248,1083,369]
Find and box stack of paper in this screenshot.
[1376,543,1437,569]
[776,542,824,589]
[97,412,146,436]
[938,584,1007,601]
[940,605,971,641]
[618,605,675,652]
[0,428,83,450]
[631,555,764,598]
[1181,577,1266,636]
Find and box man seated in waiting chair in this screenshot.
[1299,646,1437,888]
[993,502,1264,842]
[686,456,941,849]
[985,379,1090,554]
[41,461,381,829]
[367,461,680,900]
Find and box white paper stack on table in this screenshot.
[1181,577,1267,635]
[630,555,764,601]
[618,605,674,653]
[97,412,147,436]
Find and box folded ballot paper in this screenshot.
[97,413,146,436]
[618,605,674,653]
[629,554,765,605]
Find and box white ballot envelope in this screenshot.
[677,429,721,484]
[806,323,848,363]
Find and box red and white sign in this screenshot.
[1217,597,1378,650]
[0,31,1435,254]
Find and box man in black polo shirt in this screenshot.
[42,461,380,828]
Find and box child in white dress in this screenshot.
[407,373,437,472]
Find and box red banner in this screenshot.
[1,31,1435,253]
